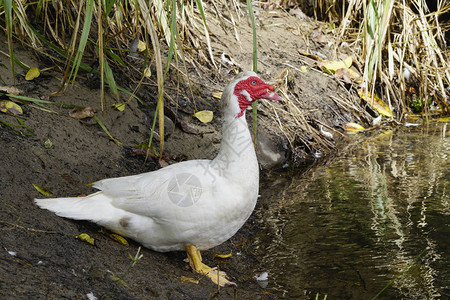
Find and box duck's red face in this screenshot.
[234,76,282,117]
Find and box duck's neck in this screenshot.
[211,112,258,180]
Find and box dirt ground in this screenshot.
[1,4,362,299]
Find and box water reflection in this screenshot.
[254,125,449,299]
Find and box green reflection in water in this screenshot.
[255,125,449,299]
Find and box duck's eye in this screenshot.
[251,80,257,85]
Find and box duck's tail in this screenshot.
[34,191,115,224]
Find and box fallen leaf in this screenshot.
[181,276,199,284]
[25,68,40,80]
[76,233,95,245]
[69,106,95,119]
[194,110,213,123]
[358,90,393,118]
[99,228,129,246]
[137,40,147,52]
[0,100,22,115]
[0,85,23,95]
[215,250,232,259]
[343,122,365,132]
[112,103,126,111]
[300,66,308,72]
[32,184,53,196]
[212,92,222,99]
[143,66,152,78]
[108,233,129,246]
[320,56,353,73]
[159,159,169,168]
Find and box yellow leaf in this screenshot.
[436,117,449,123]
[320,56,353,73]
[112,103,126,111]
[194,110,213,123]
[181,276,199,284]
[143,66,152,78]
[32,184,53,196]
[212,92,222,99]
[300,66,308,72]
[343,122,365,132]
[137,40,147,52]
[99,228,129,246]
[358,90,393,118]
[108,233,129,246]
[75,233,95,245]
[0,100,22,115]
[25,68,40,80]
[215,250,232,259]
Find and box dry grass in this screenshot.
[1,0,448,161]
[338,0,450,118]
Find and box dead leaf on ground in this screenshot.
[137,40,147,52]
[343,122,366,132]
[358,90,394,118]
[25,68,40,81]
[32,184,53,196]
[215,250,232,259]
[0,100,23,115]
[69,107,95,119]
[76,233,95,245]
[143,66,152,78]
[212,91,222,99]
[99,228,129,246]
[112,103,126,111]
[159,159,169,168]
[108,233,129,246]
[181,276,199,284]
[0,85,23,95]
[193,110,213,123]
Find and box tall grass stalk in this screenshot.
[246,0,259,139]
[4,0,15,84]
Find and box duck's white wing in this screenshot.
[92,159,216,219]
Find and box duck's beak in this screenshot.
[260,85,282,101]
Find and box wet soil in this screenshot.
[1,5,359,300]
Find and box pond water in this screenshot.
[255,124,449,299]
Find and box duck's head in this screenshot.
[222,71,282,119]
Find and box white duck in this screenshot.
[35,71,282,286]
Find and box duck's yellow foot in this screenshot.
[185,245,236,287]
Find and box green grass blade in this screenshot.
[68,0,95,83]
[137,0,165,157]
[195,0,216,68]
[103,58,119,100]
[7,94,58,113]
[93,115,122,146]
[4,0,15,84]
[116,85,143,104]
[26,22,95,73]
[106,49,126,66]
[246,0,258,138]
[246,0,257,73]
